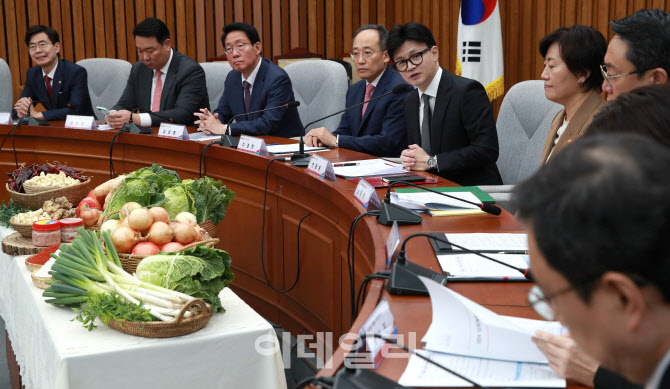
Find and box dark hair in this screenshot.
[587,84,670,148]
[386,22,437,61]
[610,8,670,78]
[25,25,59,46]
[514,134,670,303]
[221,22,261,47]
[539,25,607,92]
[352,24,389,51]
[132,17,170,44]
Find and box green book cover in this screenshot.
[394,186,496,204]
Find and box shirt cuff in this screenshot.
[139,113,152,127]
[336,135,339,147]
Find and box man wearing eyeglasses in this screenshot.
[107,17,209,128]
[387,22,502,186]
[303,24,410,157]
[601,8,670,101]
[194,22,302,138]
[12,25,94,121]
[515,133,670,389]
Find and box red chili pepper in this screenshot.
[28,243,61,265]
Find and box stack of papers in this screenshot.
[440,233,528,253]
[333,159,405,178]
[266,144,330,155]
[438,253,530,281]
[397,276,567,388]
[391,191,484,216]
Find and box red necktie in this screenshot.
[44,75,52,100]
[362,84,374,118]
[152,70,163,112]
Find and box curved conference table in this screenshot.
[0,123,583,388]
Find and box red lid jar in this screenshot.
[32,219,61,247]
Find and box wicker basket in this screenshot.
[7,178,91,210]
[111,238,220,274]
[199,219,218,239]
[25,256,43,272]
[10,219,34,238]
[31,271,51,289]
[106,298,213,338]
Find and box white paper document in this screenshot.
[333,159,405,178]
[266,144,329,155]
[186,131,222,141]
[442,233,528,252]
[418,276,565,364]
[438,253,529,280]
[392,191,481,210]
[398,349,566,387]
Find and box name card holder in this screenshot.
[158,123,188,139]
[0,113,12,125]
[352,299,398,369]
[65,115,97,130]
[353,178,381,210]
[238,135,269,156]
[385,221,401,269]
[307,155,336,180]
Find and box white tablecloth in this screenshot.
[0,227,286,389]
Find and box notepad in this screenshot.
[438,253,529,281]
[333,159,405,178]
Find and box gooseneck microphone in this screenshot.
[290,83,412,166]
[218,101,301,148]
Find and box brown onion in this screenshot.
[81,209,100,227]
[127,208,153,232]
[111,226,141,253]
[120,202,142,221]
[175,212,197,227]
[193,226,208,241]
[172,222,197,245]
[149,207,169,224]
[148,221,173,245]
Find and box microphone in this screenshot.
[219,101,301,148]
[387,232,532,295]
[376,180,502,226]
[290,83,412,166]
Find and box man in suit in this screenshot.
[387,22,502,186]
[13,25,94,121]
[602,8,670,101]
[304,25,410,157]
[106,18,209,128]
[194,22,302,138]
[515,134,670,389]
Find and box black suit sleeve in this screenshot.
[113,64,139,112]
[42,66,91,121]
[593,367,641,389]
[148,61,208,126]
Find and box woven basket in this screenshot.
[25,257,43,272]
[10,219,34,238]
[106,298,213,338]
[111,238,220,274]
[199,219,218,239]
[31,271,50,290]
[7,178,91,210]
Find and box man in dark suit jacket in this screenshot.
[387,23,502,186]
[305,25,410,157]
[13,25,94,121]
[106,18,208,128]
[194,23,302,138]
[515,134,670,389]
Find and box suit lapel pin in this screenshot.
[567,139,572,144]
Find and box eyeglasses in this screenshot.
[600,64,643,88]
[225,42,252,55]
[349,50,381,60]
[393,47,432,72]
[28,42,51,53]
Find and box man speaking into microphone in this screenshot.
[304,24,410,157]
[195,22,302,138]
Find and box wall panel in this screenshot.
[2,0,670,111]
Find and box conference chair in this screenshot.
[0,58,12,112]
[328,58,353,87]
[479,80,562,213]
[284,60,348,132]
[275,47,322,69]
[200,62,233,111]
[76,58,132,120]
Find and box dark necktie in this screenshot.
[44,75,52,100]
[243,80,251,113]
[421,93,432,154]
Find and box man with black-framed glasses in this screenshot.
[386,22,502,186]
[514,134,670,389]
[601,8,670,101]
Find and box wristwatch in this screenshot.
[427,155,438,170]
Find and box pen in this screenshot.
[496,251,529,255]
[267,143,280,146]
[333,162,359,167]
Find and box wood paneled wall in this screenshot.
[1,0,669,106]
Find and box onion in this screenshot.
[160,242,184,252]
[132,242,161,256]
[127,208,153,232]
[101,219,122,236]
[149,207,169,224]
[111,226,141,253]
[172,222,197,245]
[120,202,142,221]
[175,212,197,227]
[194,226,208,241]
[148,222,173,245]
[81,209,100,227]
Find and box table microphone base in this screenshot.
[220,135,239,148]
[376,201,422,226]
[122,122,153,134]
[19,116,49,126]
[387,258,448,295]
[333,366,409,389]
[290,152,311,167]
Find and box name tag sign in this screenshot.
[238,135,269,156]
[307,155,336,180]
[0,113,12,124]
[350,299,398,369]
[385,221,401,269]
[65,115,97,130]
[353,179,381,210]
[158,123,188,139]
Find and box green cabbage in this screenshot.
[182,178,235,224]
[162,185,196,219]
[103,165,180,217]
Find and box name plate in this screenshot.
[238,135,269,156]
[158,123,188,139]
[350,299,398,369]
[385,221,400,269]
[65,115,97,130]
[307,155,336,180]
[353,178,381,210]
[0,113,12,124]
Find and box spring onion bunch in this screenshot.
[43,228,203,322]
